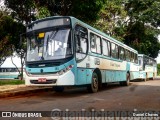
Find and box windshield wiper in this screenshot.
[46,29,58,50]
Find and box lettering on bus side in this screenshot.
[86,63,90,68]
[94,58,100,65]
[110,62,120,68]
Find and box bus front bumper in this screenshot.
[25,70,75,86]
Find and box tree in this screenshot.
[0,8,25,79]
[94,0,160,58]
[0,9,14,66]
[124,0,160,58]
[4,0,35,24]
[5,0,104,23]
[94,0,127,41]
[157,64,160,75]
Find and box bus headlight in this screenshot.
[58,65,74,75]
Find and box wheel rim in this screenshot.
[93,77,98,89]
[127,73,130,85]
[92,73,98,90]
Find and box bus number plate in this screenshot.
[38,78,47,82]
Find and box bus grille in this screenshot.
[30,79,57,84]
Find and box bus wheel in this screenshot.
[152,73,155,80]
[53,86,64,92]
[144,73,147,82]
[87,72,99,93]
[124,73,130,86]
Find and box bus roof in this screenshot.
[138,54,156,62]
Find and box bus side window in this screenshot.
[135,53,138,64]
[90,33,101,54]
[90,33,96,53]
[119,47,125,60]
[111,43,118,59]
[102,39,110,56]
[75,24,88,61]
[126,50,130,61]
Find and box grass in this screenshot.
[0,79,25,86]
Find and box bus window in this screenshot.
[135,53,138,64]
[75,25,88,61]
[90,33,101,54]
[119,47,125,60]
[96,36,101,54]
[131,52,134,62]
[111,43,118,59]
[126,50,130,61]
[102,39,110,56]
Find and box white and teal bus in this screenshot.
[25,16,139,92]
[0,67,19,79]
[138,54,157,81]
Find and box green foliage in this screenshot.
[94,0,160,58]
[35,7,50,19]
[70,0,104,23]
[5,0,35,24]
[157,64,160,75]
[94,0,127,41]
[0,10,25,66]
[124,0,160,58]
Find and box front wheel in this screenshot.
[87,72,99,93]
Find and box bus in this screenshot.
[0,56,26,80]
[138,54,157,81]
[25,16,139,92]
[0,67,19,79]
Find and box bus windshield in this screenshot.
[26,28,72,62]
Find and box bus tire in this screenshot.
[53,86,64,92]
[144,73,147,82]
[87,72,99,93]
[124,73,130,86]
[152,73,155,80]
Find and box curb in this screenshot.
[0,87,53,98]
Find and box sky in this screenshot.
[1,56,21,68]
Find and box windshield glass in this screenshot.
[26,29,72,62]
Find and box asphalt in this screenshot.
[0,76,160,98]
[0,85,53,98]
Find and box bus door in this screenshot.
[74,24,88,85]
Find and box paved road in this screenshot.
[0,79,160,119]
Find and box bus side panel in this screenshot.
[101,70,106,83]
[147,72,153,78]
[139,71,146,79]
[130,71,139,80]
[76,68,87,85]
[86,69,93,84]
[129,63,139,80]
[105,70,126,82]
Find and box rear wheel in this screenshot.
[87,72,99,93]
[144,73,147,82]
[120,73,130,86]
[152,73,155,80]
